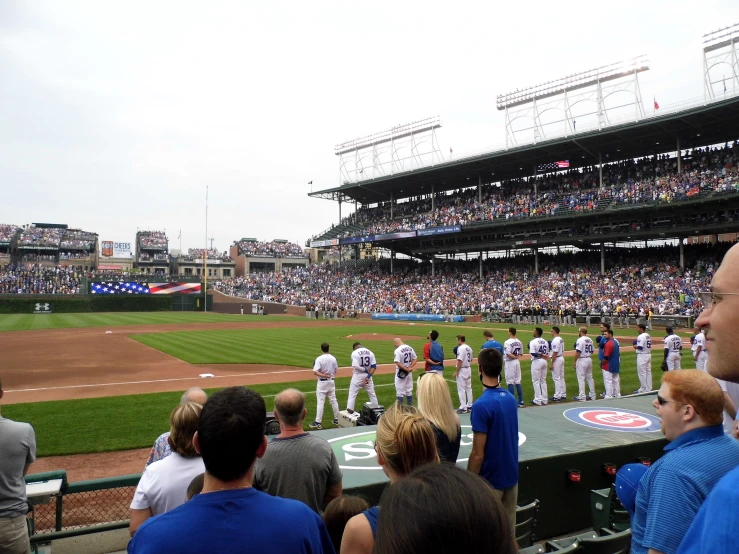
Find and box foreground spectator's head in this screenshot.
[181,387,208,406]
[374,463,516,554]
[186,473,205,501]
[323,495,369,552]
[194,386,267,482]
[273,388,307,428]
[417,372,457,431]
[167,402,202,458]
[654,370,725,441]
[477,348,503,382]
[374,404,438,481]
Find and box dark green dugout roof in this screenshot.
[309,96,739,205]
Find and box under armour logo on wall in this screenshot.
[35,303,50,311]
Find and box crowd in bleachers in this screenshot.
[212,243,726,315]
[326,144,739,239]
[138,231,168,249]
[139,252,169,261]
[59,251,93,260]
[0,224,19,243]
[181,248,232,262]
[19,254,56,262]
[17,226,64,247]
[60,230,96,250]
[236,240,306,258]
[0,264,83,294]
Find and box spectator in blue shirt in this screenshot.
[482,330,504,355]
[677,242,739,554]
[468,348,519,541]
[631,370,739,554]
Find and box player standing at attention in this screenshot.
[633,324,652,393]
[693,326,708,371]
[529,327,550,406]
[549,327,566,402]
[573,327,596,401]
[664,326,683,370]
[423,330,445,375]
[392,338,417,406]
[503,328,525,408]
[346,342,379,414]
[309,342,340,429]
[452,335,474,413]
[601,329,621,398]
[596,322,611,398]
[481,330,504,355]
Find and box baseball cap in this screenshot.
[615,463,649,517]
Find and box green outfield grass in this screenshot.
[0,312,307,332]
[3,350,662,457]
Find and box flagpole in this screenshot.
[204,186,208,313]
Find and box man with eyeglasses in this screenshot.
[677,245,739,554]
[630,370,739,554]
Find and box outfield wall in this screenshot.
[0,295,173,313]
[208,290,306,316]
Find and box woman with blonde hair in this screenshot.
[130,402,204,535]
[417,372,461,463]
[340,403,438,554]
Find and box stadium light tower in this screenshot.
[703,23,739,102]
[496,55,649,148]
[334,116,444,185]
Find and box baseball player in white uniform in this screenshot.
[393,338,418,406]
[503,328,525,407]
[453,334,474,413]
[529,327,550,406]
[346,341,379,413]
[633,323,652,393]
[309,342,340,429]
[549,327,566,401]
[573,327,596,401]
[693,327,708,371]
[663,326,683,370]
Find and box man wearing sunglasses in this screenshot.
[631,370,739,554]
[678,243,739,554]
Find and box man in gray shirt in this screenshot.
[254,389,342,514]
[0,376,36,554]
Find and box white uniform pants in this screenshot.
[531,359,548,405]
[637,354,652,391]
[315,380,339,422]
[456,367,473,409]
[667,352,681,370]
[576,358,595,399]
[347,373,378,411]
[504,360,521,385]
[604,371,621,398]
[395,372,413,398]
[695,352,708,372]
[551,357,566,399]
[601,368,610,395]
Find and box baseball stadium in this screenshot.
[3,13,739,554]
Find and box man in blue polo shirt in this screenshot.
[677,243,739,554]
[482,330,504,355]
[468,348,519,540]
[631,370,739,554]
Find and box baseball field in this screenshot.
[1,312,683,466]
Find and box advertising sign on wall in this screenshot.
[101,241,132,258]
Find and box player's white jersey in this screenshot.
[393,344,417,369]
[504,338,524,363]
[456,344,473,369]
[529,337,549,360]
[575,336,595,358]
[636,333,652,355]
[664,334,683,353]
[351,348,377,374]
[693,332,706,354]
[550,336,565,358]
[313,353,339,377]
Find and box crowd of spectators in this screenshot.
[60,230,96,250]
[236,240,306,258]
[181,248,232,262]
[0,224,19,244]
[17,226,64,248]
[322,144,739,239]
[59,251,93,260]
[0,264,83,294]
[139,252,169,261]
[212,242,728,316]
[19,254,56,262]
[138,231,168,249]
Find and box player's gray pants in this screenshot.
[551,357,566,399]
[575,358,595,399]
[456,367,473,409]
[531,359,548,405]
[696,352,708,371]
[667,352,681,370]
[603,372,621,398]
[637,354,652,391]
[347,374,378,411]
[315,381,339,422]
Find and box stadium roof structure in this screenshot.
[309,95,739,204]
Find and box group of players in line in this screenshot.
[306,324,708,429]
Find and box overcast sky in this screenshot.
[1,1,737,252]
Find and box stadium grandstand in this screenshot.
[135,230,169,275]
[229,238,309,276]
[1,223,99,269]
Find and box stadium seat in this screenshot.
[590,487,630,532]
[546,531,597,551]
[577,528,631,554]
[515,499,540,547]
[518,545,545,554]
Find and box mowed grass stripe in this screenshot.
[3,350,655,457]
